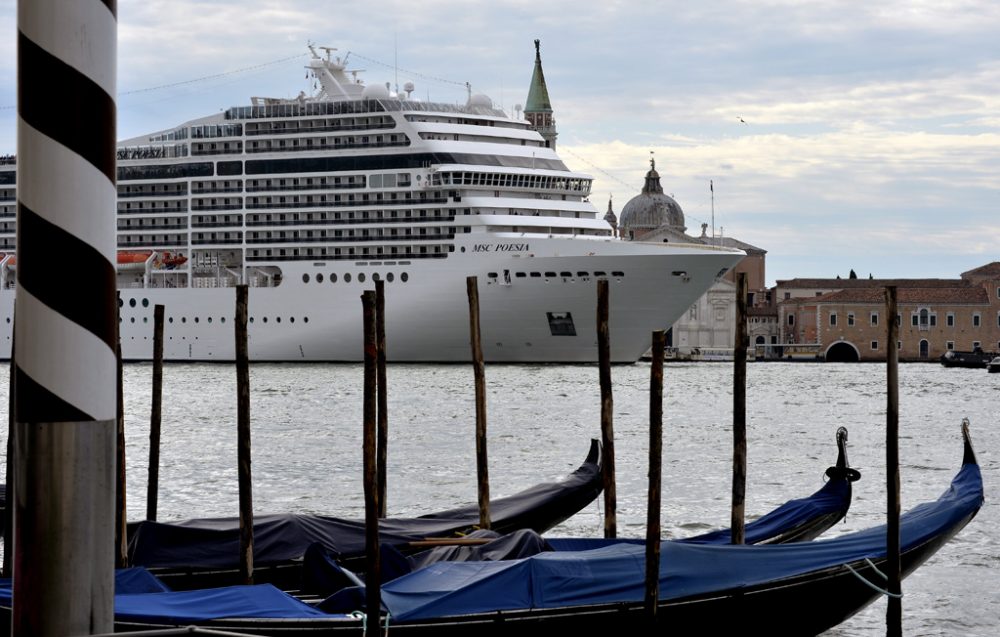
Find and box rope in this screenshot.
[843,561,902,598]
[346,52,468,89]
[349,609,390,635]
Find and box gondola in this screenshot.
[125,427,859,592]
[99,421,980,636]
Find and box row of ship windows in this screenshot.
[120,190,440,212]
[487,270,625,281]
[119,315,311,326]
[430,172,591,193]
[119,135,410,160]
[301,272,409,284]
[119,174,371,198]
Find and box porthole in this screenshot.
[249,317,254,324]
[130,317,135,323]
[461,246,466,253]
[181,317,186,323]
[194,317,199,323]
[168,317,174,323]
[387,272,394,282]
[142,298,149,307]
[221,317,226,324]
[302,273,310,283]
[330,273,338,283]
[304,317,309,323]
[143,317,148,323]
[373,273,381,282]
[358,273,367,283]
[345,273,352,283]
[263,317,268,323]
[208,317,213,324]
[290,316,295,323]
[276,317,281,323]
[117,298,123,308]
[129,298,136,307]
[316,273,324,283]
[401,272,409,282]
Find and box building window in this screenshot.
[947,313,955,327]
[848,313,855,326]
[871,341,878,350]
[973,313,981,327]
[870,312,878,326]
[784,292,791,300]
[787,314,795,326]
[829,313,837,327]
[973,340,981,349]
[946,341,954,350]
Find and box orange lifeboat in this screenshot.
[118,251,153,265]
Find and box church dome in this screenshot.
[619,159,686,233]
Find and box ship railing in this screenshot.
[245,197,449,210]
[245,233,455,245]
[245,183,365,193]
[247,251,448,262]
[244,140,410,154]
[244,215,455,227]
[245,122,397,136]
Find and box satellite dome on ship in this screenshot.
[619,158,686,235]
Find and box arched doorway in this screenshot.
[825,341,860,362]
[919,339,929,358]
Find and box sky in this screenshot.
[2,0,999,286]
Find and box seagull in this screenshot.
[739,117,747,125]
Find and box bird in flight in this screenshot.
[738,117,747,125]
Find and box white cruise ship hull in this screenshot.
[0,237,742,363]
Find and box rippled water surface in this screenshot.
[2,361,997,635]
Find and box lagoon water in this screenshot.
[1,361,997,635]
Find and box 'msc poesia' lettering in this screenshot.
[472,243,530,252]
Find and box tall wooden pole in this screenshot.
[235,285,254,585]
[375,280,388,518]
[14,0,118,631]
[466,276,491,530]
[885,286,902,636]
[644,330,665,623]
[2,322,14,577]
[361,290,382,637]
[731,272,748,545]
[146,304,165,521]
[597,278,616,538]
[115,302,127,568]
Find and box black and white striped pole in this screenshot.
[15,0,117,634]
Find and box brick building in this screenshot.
[776,263,1000,362]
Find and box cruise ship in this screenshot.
[0,44,743,363]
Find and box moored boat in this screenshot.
[98,422,981,636]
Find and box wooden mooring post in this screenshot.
[466,276,491,529]
[597,278,616,538]
[375,279,388,518]
[2,324,13,577]
[644,330,665,623]
[731,272,748,545]
[115,309,128,568]
[885,286,902,636]
[235,284,254,585]
[361,290,383,637]
[147,304,165,521]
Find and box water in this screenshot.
[1,361,997,635]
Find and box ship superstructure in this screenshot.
[0,44,743,362]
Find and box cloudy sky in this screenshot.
[3,0,999,285]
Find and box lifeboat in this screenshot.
[160,251,188,268]
[117,251,154,271]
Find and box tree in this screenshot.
[849,269,858,279]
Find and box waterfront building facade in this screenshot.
[777,263,1000,361]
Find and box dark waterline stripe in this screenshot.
[18,32,116,183]
[18,203,116,349]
